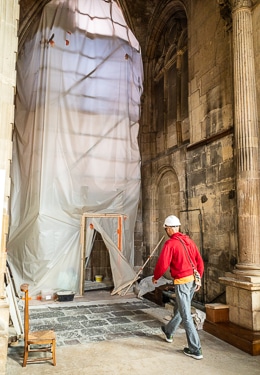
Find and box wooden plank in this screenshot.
[205,303,229,310]
[6,284,22,336]
[6,266,23,336]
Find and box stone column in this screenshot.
[176,50,183,145]
[220,0,260,331]
[233,0,260,275]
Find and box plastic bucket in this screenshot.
[95,275,103,282]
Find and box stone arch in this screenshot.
[143,1,189,158]
[146,1,188,61]
[155,166,180,243]
[145,165,180,276]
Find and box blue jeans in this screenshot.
[165,281,201,352]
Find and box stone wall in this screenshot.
[137,0,237,304]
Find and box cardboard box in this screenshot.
[205,303,229,323]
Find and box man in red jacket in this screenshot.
[152,215,204,360]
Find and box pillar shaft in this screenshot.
[233,0,260,272]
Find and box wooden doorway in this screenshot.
[80,213,126,295]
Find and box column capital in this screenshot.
[231,0,253,10]
[217,0,255,31]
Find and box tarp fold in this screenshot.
[7,0,143,296]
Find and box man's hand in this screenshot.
[195,285,200,292]
[152,276,157,284]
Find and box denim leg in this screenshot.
[174,282,201,352]
[165,299,182,336]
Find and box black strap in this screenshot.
[177,238,195,269]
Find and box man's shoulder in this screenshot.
[172,232,187,241]
[167,234,182,245]
[174,233,197,247]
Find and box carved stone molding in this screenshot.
[217,0,232,31]
[217,0,255,31]
[232,0,252,9]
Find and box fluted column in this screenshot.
[176,50,183,145]
[219,0,260,332]
[232,0,260,275]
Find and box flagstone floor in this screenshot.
[21,297,163,347]
[6,290,260,375]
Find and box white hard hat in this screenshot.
[163,215,181,227]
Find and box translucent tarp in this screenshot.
[134,276,173,299]
[7,0,143,296]
[84,217,137,295]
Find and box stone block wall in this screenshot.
[181,0,237,303]
[226,281,260,331]
[137,0,237,304]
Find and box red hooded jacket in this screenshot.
[153,232,204,281]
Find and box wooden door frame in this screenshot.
[80,213,126,295]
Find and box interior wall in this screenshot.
[139,0,237,304]
[141,1,190,271]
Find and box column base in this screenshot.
[204,300,260,355]
[203,273,260,355]
[204,319,260,356]
[234,263,260,276]
[219,273,260,330]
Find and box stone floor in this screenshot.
[18,295,163,346]
[6,289,260,375]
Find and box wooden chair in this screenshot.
[20,283,56,367]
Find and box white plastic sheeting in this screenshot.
[134,276,173,299]
[84,217,137,295]
[7,0,143,296]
